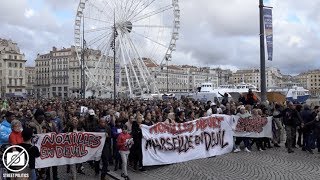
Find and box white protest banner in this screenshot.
[232,116,273,138]
[33,132,106,168]
[142,115,234,166]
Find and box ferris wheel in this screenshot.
[74,0,180,98]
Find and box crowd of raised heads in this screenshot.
[0,90,319,180]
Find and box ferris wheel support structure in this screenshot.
[74,0,180,98]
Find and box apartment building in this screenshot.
[35,46,110,98]
[306,70,320,97]
[25,66,35,96]
[0,38,27,98]
[232,67,283,89]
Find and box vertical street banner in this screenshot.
[141,115,234,166]
[34,132,106,168]
[264,8,273,61]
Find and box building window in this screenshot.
[9,62,12,67]
[58,87,62,91]
[52,87,56,91]
[14,63,17,67]
[14,56,17,59]
[64,87,68,91]
[14,79,17,86]
[9,70,12,76]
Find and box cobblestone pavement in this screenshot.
[55,146,320,180]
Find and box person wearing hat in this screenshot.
[0,111,15,145]
[206,102,217,116]
[84,109,98,132]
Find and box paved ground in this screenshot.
[55,145,320,180]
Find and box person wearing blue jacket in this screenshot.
[0,111,15,145]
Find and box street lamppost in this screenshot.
[80,15,86,99]
[166,60,169,94]
[259,0,267,103]
[113,11,116,107]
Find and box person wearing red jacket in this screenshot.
[9,120,23,145]
[117,125,133,180]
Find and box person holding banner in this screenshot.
[64,116,85,179]
[272,104,283,148]
[131,120,145,172]
[42,112,60,180]
[95,117,112,180]
[251,109,266,151]
[234,106,252,153]
[117,125,133,180]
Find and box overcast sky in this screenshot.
[0,0,319,75]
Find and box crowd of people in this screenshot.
[0,90,319,180]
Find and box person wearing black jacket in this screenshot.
[303,113,320,153]
[219,92,229,106]
[238,94,246,105]
[274,102,302,153]
[295,105,303,147]
[131,121,145,171]
[315,114,320,153]
[18,128,40,180]
[95,117,112,180]
[64,116,85,179]
[300,104,314,153]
